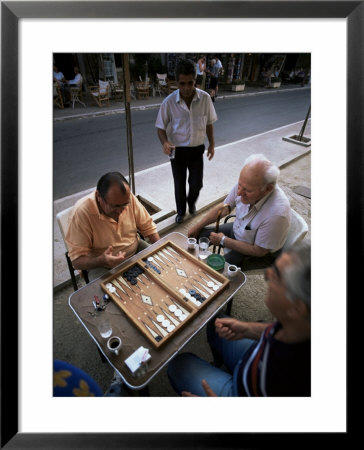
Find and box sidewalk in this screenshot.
[53,82,310,121]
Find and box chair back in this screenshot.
[157,73,167,82]
[99,80,110,96]
[282,208,308,251]
[156,73,167,86]
[56,206,74,250]
[56,205,90,290]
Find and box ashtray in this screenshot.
[207,253,225,272]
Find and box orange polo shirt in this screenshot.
[66,192,158,262]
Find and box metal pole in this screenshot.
[298,104,311,141]
[122,54,135,194]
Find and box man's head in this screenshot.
[237,154,279,205]
[74,66,80,74]
[175,59,196,100]
[96,172,130,221]
[265,241,311,326]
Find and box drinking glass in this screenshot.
[198,237,210,260]
[96,315,112,338]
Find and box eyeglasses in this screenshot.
[264,261,282,282]
[98,194,129,211]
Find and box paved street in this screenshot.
[53,88,310,199]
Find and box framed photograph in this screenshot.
[1,1,360,448]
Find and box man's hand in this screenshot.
[101,246,126,268]
[188,224,202,238]
[207,145,215,161]
[208,231,224,246]
[181,379,217,397]
[215,317,251,341]
[162,141,175,156]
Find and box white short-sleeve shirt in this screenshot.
[224,184,291,252]
[155,88,217,147]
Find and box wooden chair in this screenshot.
[109,81,123,100]
[167,80,178,94]
[69,79,86,109]
[155,73,168,96]
[53,82,64,109]
[56,206,89,291]
[134,81,149,99]
[89,80,111,107]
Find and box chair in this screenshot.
[109,81,124,100]
[56,206,90,291]
[68,77,86,109]
[89,80,111,107]
[54,360,104,397]
[53,83,64,109]
[167,79,178,94]
[155,73,168,96]
[134,80,149,99]
[223,208,308,315]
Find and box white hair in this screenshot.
[243,153,280,187]
[282,241,311,311]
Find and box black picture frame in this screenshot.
[1,1,360,448]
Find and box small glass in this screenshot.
[198,237,210,260]
[187,237,197,250]
[96,315,112,338]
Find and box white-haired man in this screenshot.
[188,154,291,270]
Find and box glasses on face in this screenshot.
[99,195,129,211]
[264,261,282,282]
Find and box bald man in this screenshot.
[66,172,160,280]
[188,154,291,270]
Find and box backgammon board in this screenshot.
[100,240,230,348]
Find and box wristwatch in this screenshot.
[220,235,226,247]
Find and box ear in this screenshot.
[264,183,274,195]
[286,299,309,320]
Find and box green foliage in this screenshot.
[271,77,282,83]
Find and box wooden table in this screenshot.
[69,232,246,391]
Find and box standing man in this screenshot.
[212,55,223,99]
[155,59,217,224]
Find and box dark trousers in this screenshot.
[170,145,205,216]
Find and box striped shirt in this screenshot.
[236,322,311,397]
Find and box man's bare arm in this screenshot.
[188,203,231,238]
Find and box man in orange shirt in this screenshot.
[66,172,160,279]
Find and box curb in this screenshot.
[54,86,310,122]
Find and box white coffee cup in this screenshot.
[187,237,197,249]
[107,336,122,356]
[227,264,240,278]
